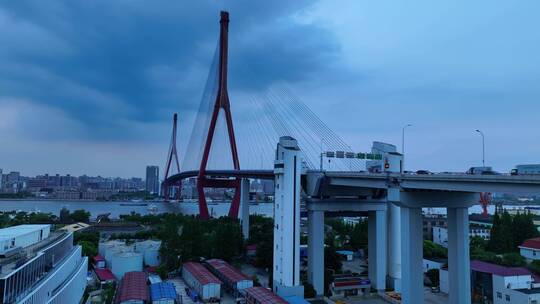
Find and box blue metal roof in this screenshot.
[150,282,177,300]
[284,295,310,304]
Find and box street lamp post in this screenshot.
[402,124,412,173]
[476,129,485,167]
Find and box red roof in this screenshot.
[94,268,116,282]
[206,259,250,283]
[471,260,532,277]
[93,255,105,263]
[244,287,288,304]
[521,237,540,250]
[116,271,149,303]
[183,262,222,285]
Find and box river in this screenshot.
[0,200,274,219]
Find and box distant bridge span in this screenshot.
[166,169,275,183]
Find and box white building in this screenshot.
[0,224,87,303]
[0,224,50,253]
[433,225,490,248]
[440,260,540,303]
[422,258,446,273]
[520,237,540,261]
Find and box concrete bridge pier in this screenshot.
[399,206,424,303]
[239,178,250,239]
[447,207,471,304]
[368,210,387,292]
[307,210,325,295]
[390,190,477,304]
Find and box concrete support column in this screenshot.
[387,202,401,291]
[447,207,471,304]
[308,210,325,296]
[240,179,250,239]
[368,210,387,291]
[400,207,423,304]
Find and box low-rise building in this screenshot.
[116,271,149,304]
[205,259,253,298]
[182,262,221,301]
[244,287,288,304]
[439,260,540,303]
[94,268,117,285]
[520,237,540,261]
[150,282,177,304]
[422,258,447,273]
[433,225,491,248]
[330,274,371,297]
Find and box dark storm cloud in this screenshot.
[0,1,339,135]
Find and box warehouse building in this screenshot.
[206,259,253,297]
[116,271,149,304]
[182,262,222,301]
[244,287,288,304]
[150,282,177,304]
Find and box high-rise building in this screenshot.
[0,224,88,303]
[0,169,3,190]
[145,166,160,195]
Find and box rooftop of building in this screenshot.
[520,237,540,250]
[515,287,540,295]
[284,295,310,304]
[116,271,148,303]
[0,224,50,239]
[60,222,89,233]
[0,230,68,278]
[206,259,250,283]
[94,268,116,282]
[92,255,105,263]
[471,260,533,277]
[150,282,177,300]
[183,262,222,285]
[244,287,288,304]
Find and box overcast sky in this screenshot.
[1,1,539,178]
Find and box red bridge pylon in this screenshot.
[479,192,492,217]
[163,113,181,201]
[197,11,241,219]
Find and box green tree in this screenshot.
[423,240,447,259]
[512,212,539,249]
[70,209,91,223]
[528,260,540,274]
[501,252,526,267]
[303,283,317,298]
[80,240,98,257]
[426,269,440,287]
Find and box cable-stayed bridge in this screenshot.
[161,11,540,304]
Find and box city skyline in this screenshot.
[1,1,539,177]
